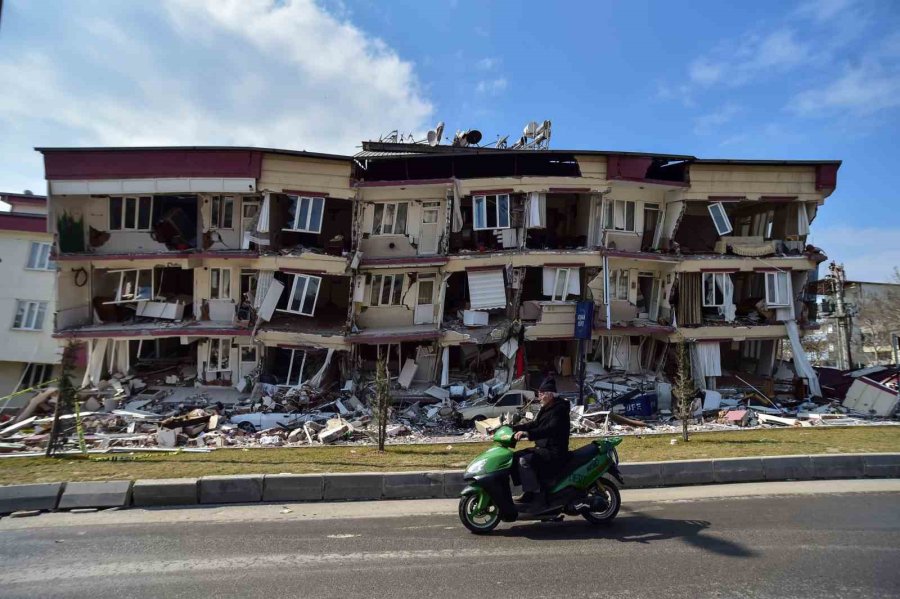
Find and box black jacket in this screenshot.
[513,398,570,457]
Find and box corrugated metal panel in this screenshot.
[467,269,506,310]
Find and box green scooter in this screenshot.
[459,425,624,534]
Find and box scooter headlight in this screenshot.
[465,458,488,477]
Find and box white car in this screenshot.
[229,412,311,433]
[456,390,536,425]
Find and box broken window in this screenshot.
[207,338,231,372]
[26,242,54,270]
[282,273,321,316]
[109,196,153,231]
[541,267,580,301]
[104,269,153,304]
[473,194,510,230]
[17,363,53,391]
[702,272,728,307]
[12,300,47,330]
[285,195,325,233]
[372,202,408,235]
[604,199,636,232]
[210,195,235,229]
[370,274,404,306]
[210,268,232,300]
[707,202,733,236]
[609,270,630,301]
[765,271,790,306]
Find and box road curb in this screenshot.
[0,453,897,513]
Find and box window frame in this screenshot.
[109,196,153,231]
[285,349,307,386]
[609,270,630,301]
[765,271,790,307]
[12,300,47,331]
[416,275,435,305]
[18,363,53,391]
[210,195,235,230]
[206,338,231,373]
[370,274,405,307]
[280,273,322,316]
[372,201,409,235]
[707,202,733,236]
[26,242,54,271]
[284,195,325,234]
[103,269,154,304]
[209,267,232,300]
[421,202,441,224]
[702,272,728,307]
[473,194,511,231]
[603,199,637,232]
[550,267,573,301]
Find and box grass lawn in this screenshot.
[0,426,898,485]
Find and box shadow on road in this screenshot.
[492,509,757,558]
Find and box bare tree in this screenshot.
[373,354,391,452]
[801,335,830,366]
[672,341,696,442]
[855,268,900,364]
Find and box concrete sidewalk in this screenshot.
[0,452,897,515]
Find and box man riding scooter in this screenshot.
[511,381,570,515]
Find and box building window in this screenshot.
[609,270,630,301]
[422,202,440,224]
[604,200,636,232]
[104,269,153,304]
[282,273,321,316]
[285,349,307,386]
[370,274,404,306]
[17,363,53,391]
[765,271,790,306]
[473,194,510,230]
[210,196,235,229]
[210,268,232,300]
[285,196,325,233]
[702,272,729,307]
[26,242,54,270]
[707,202,733,236]
[12,300,47,331]
[417,277,435,305]
[372,202,409,235]
[207,339,231,372]
[109,196,153,231]
[551,268,573,301]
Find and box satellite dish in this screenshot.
[496,135,509,149]
[465,130,482,145]
[426,121,445,146]
[523,121,539,139]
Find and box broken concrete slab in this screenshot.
[862,453,900,478]
[658,459,715,486]
[0,482,65,515]
[263,474,324,502]
[132,478,199,507]
[712,457,765,483]
[761,455,814,481]
[382,471,443,499]
[810,454,865,479]
[323,473,384,501]
[199,475,263,504]
[58,481,133,510]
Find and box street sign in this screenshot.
[574,300,594,340]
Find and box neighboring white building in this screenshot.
[0,192,60,409]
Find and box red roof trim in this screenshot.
[43,149,263,181]
[5,196,47,206]
[548,187,591,193]
[699,268,740,273]
[54,326,252,339]
[0,213,47,233]
[57,251,193,261]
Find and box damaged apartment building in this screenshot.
[38,138,839,409]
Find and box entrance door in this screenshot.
[414,275,436,324]
[241,200,261,249]
[418,202,440,255]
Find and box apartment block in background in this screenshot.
[0,192,60,409]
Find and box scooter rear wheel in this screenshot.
[459,494,500,534]
[581,478,621,525]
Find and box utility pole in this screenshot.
[829,262,853,370]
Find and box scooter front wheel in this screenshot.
[581,478,621,525]
[458,493,500,534]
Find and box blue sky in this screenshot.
[1,0,898,281]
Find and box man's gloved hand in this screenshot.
[514,431,528,441]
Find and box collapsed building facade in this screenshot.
[37,141,840,425]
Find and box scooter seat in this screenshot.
[558,443,600,478]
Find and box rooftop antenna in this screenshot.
[452,129,483,147]
[426,121,445,146]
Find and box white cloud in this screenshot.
[790,62,900,117]
[476,57,499,70]
[809,226,900,282]
[688,29,812,89]
[476,77,508,95]
[693,103,742,134]
[0,0,433,191]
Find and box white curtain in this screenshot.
[714,273,736,322]
[525,192,546,229]
[254,270,275,309]
[797,203,810,236]
[307,348,335,388]
[785,319,822,397]
[691,341,722,390]
[451,184,463,233]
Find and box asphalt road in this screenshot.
[0,480,897,599]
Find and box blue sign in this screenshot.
[574,301,594,339]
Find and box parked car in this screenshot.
[229,412,310,433]
[456,390,536,425]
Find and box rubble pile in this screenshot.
[0,363,896,456]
